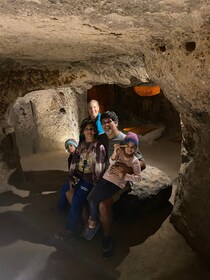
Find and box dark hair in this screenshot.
[80,119,98,137]
[100,111,119,123]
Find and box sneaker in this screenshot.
[102,237,114,261]
[83,223,100,241]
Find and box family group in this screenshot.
[56,100,146,260]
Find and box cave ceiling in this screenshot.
[0,0,209,63]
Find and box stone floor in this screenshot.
[0,135,210,280]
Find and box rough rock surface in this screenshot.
[114,165,172,219]
[0,0,209,263]
[8,87,86,155]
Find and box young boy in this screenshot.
[65,138,78,170]
[83,132,141,240]
[57,138,78,210]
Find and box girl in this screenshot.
[83,132,141,240]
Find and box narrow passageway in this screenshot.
[0,132,209,280]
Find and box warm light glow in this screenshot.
[123,127,142,134]
[123,124,162,136]
[134,85,161,96]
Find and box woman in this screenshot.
[55,119,106,239]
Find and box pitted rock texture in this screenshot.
[8,87,86,155]
[114,165,172,219]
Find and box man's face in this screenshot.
[88,101,99,119]
[101,118,118,136]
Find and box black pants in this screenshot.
[89,178,120,221]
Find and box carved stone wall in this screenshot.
[8,88,86,156]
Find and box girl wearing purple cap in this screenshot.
[83,132,141,240]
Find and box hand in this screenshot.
[110,166,124,178]
[111,144,121,160]
[113,144,121,152]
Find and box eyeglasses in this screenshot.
[102,119,113,125]
[84,127,95,131]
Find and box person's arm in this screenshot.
[135,149,146,171]
[124,160,141,183]
[139,158,146,171]
[94,143,107,181]
[109,143,120,163]
[68,153,73,170]
[69,149,80,176]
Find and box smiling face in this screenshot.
[88,100,100,120]
[67,144,76,154]
[83,123,96,142]
[124,141,137,156]
[101,117,119,138]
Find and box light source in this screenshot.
[134,85,160,96]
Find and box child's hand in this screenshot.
[111,144,121,160]
[113,144,121,152]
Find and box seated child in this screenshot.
[83,132,141,240]
[57,138,78,210]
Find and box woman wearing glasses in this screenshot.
[55,119,106,239]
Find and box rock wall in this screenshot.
[0,55,209,264]
[0,55,148,183]
[171,116,210,263]
[0,125,21,184]
[8,88,86,156]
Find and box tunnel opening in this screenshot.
[8,83,181,179]
[87,84,181,141]
[87,84,181,193]
[9,84,181,155]
[7,83,181,208]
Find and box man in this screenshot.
[98,111,146,260]
[81,100,104,137]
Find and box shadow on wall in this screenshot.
[0,169,173,280]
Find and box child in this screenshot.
[57,138,78,210]
[65,138,78,170]
[83,132,141,240]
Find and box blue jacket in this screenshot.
[95,113,104,135]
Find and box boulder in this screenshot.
[113,165,172,219]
